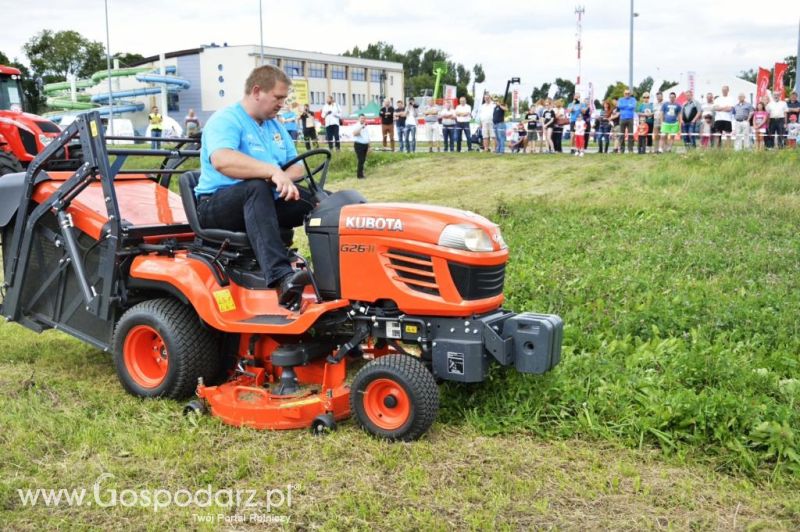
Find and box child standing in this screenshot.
[699,113,714,149]
[574,115,586,156]
[786,114,800,149]
[752,103,769,151]
[636,120,649,154]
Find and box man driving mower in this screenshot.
[195,65,313,306]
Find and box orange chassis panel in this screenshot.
[129,252,350,335]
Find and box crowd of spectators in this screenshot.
[276,87,800,156]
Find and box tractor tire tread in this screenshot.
[351,353,439,441]
[0,152,23,177]
[113,298,219,399]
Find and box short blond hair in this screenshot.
[244,65,290,94]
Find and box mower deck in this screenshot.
[197,359,350,430]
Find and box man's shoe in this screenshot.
[277,270,312,310]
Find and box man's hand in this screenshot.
[271,170,300,201]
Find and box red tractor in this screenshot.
[0,65,81,176]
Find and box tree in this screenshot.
[345,42,475,102]
[634,76,654,96]
[553,78,575,101]
[24,30,107,82]
[633,76,679,96]
[531,82,551,102]
[739,56,797,96]
[738,68,757,84]
[472,63,485,100]
[0,49,44,113]
[604,81,628,101]
[113,52,146,67]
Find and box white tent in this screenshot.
[663,76,758,103]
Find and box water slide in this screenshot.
[44,65,189,120]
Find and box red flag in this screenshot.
[774,62,788,100]
[756,67,771,104]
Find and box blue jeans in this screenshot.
[456,122,472,151]
[196,180,314,286]
[151,129,162,149]
[325,125,340,151]
[681,122,697,148]
[493,123,506,153]
[597,123,611,153]
[404,125,417,153]
[442,125,456,151]
[397,125,406,152]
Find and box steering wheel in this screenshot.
[280,148,332,200]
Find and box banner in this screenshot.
[547,84,558,99]
[587,82,595,111]
[774,63,788,100]
[756,67,771,104]
[687,71,696,95]
[288,79,309,106]
[443,84,457,100]
[512,87,519,119]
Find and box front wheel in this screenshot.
[350,354,439,441]
[113,298,219,399]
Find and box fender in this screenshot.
[129,252,350,334]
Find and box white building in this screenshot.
[127,44,405,131]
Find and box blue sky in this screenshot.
[1,0,798,96]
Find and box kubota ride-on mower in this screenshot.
[0,112,562,441]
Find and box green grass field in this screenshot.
[1,149,800,529]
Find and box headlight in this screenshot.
[438,224,494,252]
[39,134,53,146]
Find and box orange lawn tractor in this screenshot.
[0,112,562,441]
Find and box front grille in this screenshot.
[448,262,505,300]
[18,128,38,156]
[386,249,439,296]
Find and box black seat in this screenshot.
[179,171,251,248]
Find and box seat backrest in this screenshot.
[178,171,203,236]
[178,170,250,247]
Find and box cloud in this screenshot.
[0,0,797,97]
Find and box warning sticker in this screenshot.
[386,321,401,339]
[404,324,418,334]
[308,218,322,227]
[213,289,236,312]
[90,122,98,137]
[447,352,464,375]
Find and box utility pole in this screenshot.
[628,0,634,89]
[795,17,799,93]
[104,0,114,136]
[259,0,264,65]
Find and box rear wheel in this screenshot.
[113,298,219,399]
[350,354,439,441]
[0,152,23,177]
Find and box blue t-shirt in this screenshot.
[618,96,637,120]
[661,102,682,124]
[569,102,586,123]
[197,102,298,197]
[280,111,298,132]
